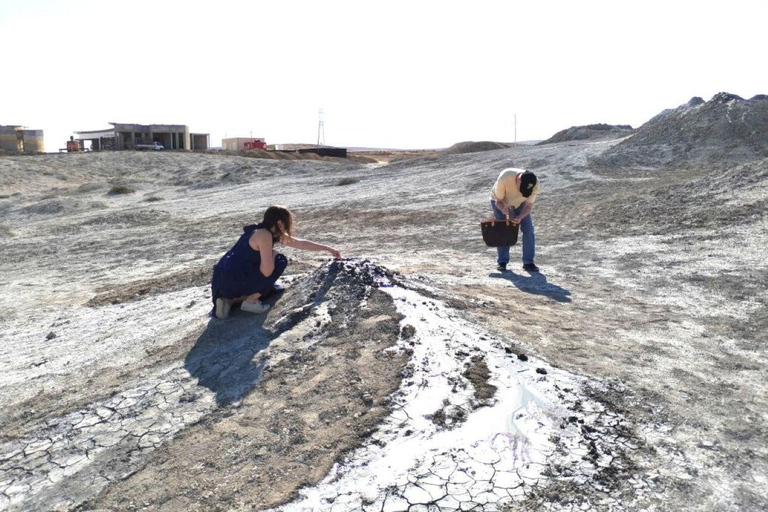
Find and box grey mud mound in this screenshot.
[599,92,768,168]
[0,260,407,512]
[442,141,510,155]
[537,124,635,145]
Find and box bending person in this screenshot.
[489,168,540,272]
[211,205,341,319]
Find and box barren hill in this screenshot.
[537,123,635,145]
[441,140,511,154]
[599,92,768,168]
[1,100,767,511]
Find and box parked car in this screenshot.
[135,142,165,151]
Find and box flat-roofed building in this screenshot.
[74,122,209,151]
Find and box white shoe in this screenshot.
[241,300,270,314]
[215,297,232,319]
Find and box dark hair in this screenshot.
[262,205,294,243]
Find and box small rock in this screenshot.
[46,331,57,340]
[517,353,529,361]
[535,367,547,374]
[504,347,513,354]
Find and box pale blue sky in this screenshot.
[1,0,766,150]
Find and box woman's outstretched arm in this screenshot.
[282,236,341,259]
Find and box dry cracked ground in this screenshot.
[0,143,766,512]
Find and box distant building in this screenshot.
[222,137,266,151]
[0,125,45,153]
[74,122,209,151]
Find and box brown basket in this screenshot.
[480,217,519,247]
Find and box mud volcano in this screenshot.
[600,92,768,168]
[1,260,645,511]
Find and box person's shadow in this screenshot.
[490,270,572,303]
[184,291,285,406]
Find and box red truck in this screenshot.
[243,139,267,150]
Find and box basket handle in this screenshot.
[489,214,511,227]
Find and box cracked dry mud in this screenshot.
[1,141,766,511]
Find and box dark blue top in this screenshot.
[210,224,289,312]
[215,223,266,275]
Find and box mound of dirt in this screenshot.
[598,92,768,168]
[62,260,405,510]
[537,124,635,145]
[442,141,510,154]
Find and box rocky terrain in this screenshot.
[1,92,766,511]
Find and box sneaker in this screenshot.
[260,283,285,300]
[497,263,507,271]
[522,263,540,272]
[215,297,232,319]
[241,300,271,314]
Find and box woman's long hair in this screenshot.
[262,205,293,243]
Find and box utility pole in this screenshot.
[317,109,325,148]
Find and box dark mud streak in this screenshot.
[87,266,214,307]
[464,355,497,402]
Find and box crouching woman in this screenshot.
[211,205,341,319]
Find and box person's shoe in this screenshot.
[522,263,540,272]
[260,282,285,300]
[215,297,232,319]
[497,263,507,271]
[240,300,271,314]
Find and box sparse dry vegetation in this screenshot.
[107,185,135,195]
[335,177,360,186]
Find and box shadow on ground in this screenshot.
[490,271,572,303]
[184,292,284,405]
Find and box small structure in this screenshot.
[298,147,347,158]
[0,125,45,153]
[222,137,266,151]
[74,122,209,151]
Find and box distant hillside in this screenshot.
[537,124,634,145]
[599,92,768,168]
[441,141,510,155]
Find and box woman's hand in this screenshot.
[328,248,341,259]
